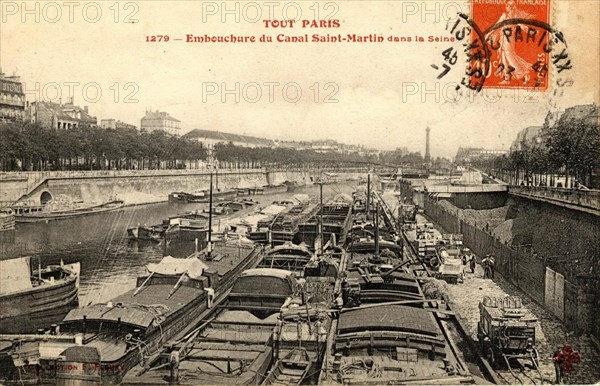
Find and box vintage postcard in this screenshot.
[0,0,598,385]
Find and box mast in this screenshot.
[207,172,213,259]
[215,168,219,191]
[366,173,371,220]
[319,180,324,256]
[350,203,355,262]
[374,201,380,258]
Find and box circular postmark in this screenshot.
[431,7,572,110]
[483,18,570,90]
[431,13,492,94]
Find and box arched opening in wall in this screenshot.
[40,191,53,205]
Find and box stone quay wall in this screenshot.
[399,179,599,342]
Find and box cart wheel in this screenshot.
[532,348,540,368]
[487,348,496,367]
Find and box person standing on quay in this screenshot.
[488,255,496,279]
[553,346,565,384]
[481,255,490,278]
[469,254,476,274]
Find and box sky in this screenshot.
[1,0,598,159]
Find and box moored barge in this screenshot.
[168,189,237,203]
[0,257,80,334]
[122,268,299,385]
[0,243,262,385]
[318,188,474,385]
[13,199,124,223]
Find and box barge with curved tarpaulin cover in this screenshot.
[0,257,80,334]
[320,255,474,384]
[13,199,125,223]
[258,242,314,272]
[121,268,298,385]
[0,243,262,385]
[318,186,474,385]
[321,302,474,385]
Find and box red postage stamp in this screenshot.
[472,0,552,90]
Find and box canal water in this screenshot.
[0,183,357,306]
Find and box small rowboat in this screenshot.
[263,347,312,386]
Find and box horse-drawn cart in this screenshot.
[477,296,541,378]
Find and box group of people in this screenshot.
[460,249,495,279]
[461,249,477,274]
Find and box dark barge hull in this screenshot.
[261,185,289,195]
[14,201,124,223]
[87,247,264,384]
[0,273,79,334]
[186,190,237,202]
[122,268,297,385]
[0,247,263,385]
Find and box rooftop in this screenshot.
[184,128,275,147]
[142,110,181,122]
[33,101,97,123]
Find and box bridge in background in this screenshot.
[508,185,600,217]
[475,168,600,216]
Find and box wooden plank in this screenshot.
[555,272,565,321]
[186,349,261,361]
[202,329,272,343]
[545,267,555,313]
[193,342,267,352]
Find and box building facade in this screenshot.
[140,110,181,135]
[510,126,544,152]
[557,103,598,126]
[28,100,97,129]
[184,129,275,163]
[512,104,599,153]
[0,71,25,123]
[455,147,509,164]
[184,128,274,148]
[100,119,136,130]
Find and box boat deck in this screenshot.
[333,354,453,384]
[206,245,260,277]
[64,284,204,330]
[337,304,439,337]
[123,309,277,385]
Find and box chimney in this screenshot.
[84,106,88,113]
